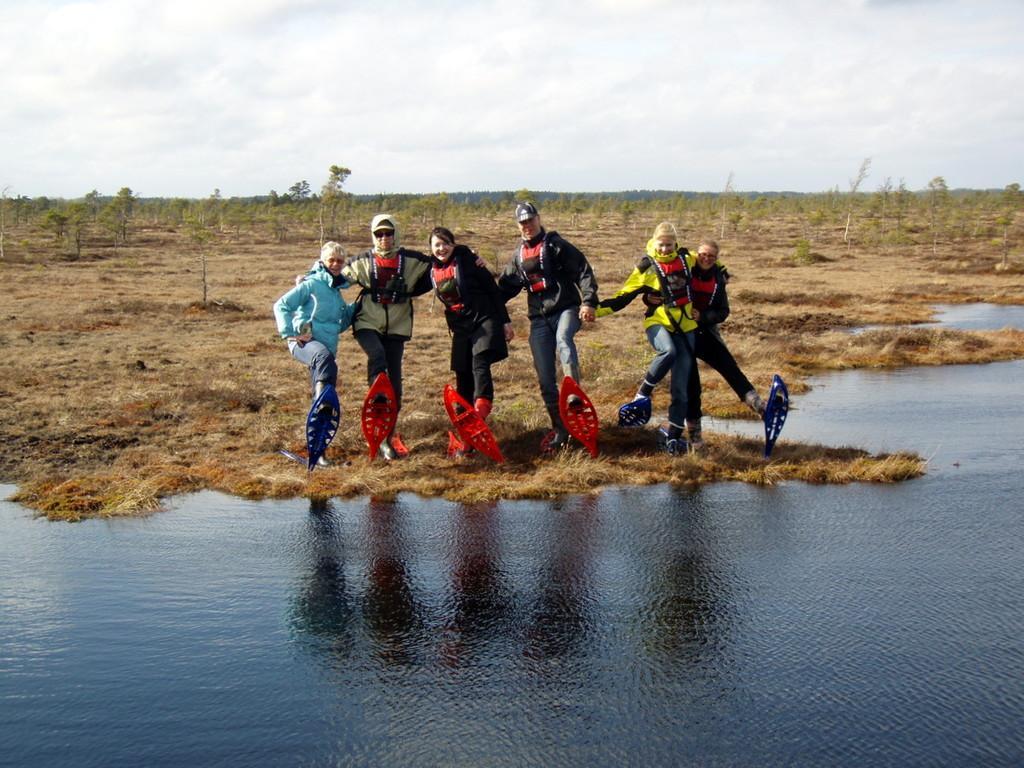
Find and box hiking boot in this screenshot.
[664,437,689,455]
[313,381,337,418]
[316,455,331,468]
[686,418,704,450]
[658,424,688,455]
[449,444,476,460]
[541,427,570,453]
[567,394,584,411]
[744,389,766,417]
[446,431,476,459]
[473,397,492,422]
[378,439,399,461]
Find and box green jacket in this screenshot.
[341,248,433,339]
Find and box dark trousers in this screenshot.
[454,350,495,404]
[686,328,754,421]
[355,329,407,408]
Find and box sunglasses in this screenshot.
[374,230,394,238]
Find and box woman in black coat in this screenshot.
[428,226,513,422]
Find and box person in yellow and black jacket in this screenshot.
[596,221,697,454]
[341,214,433,459]
[684,239,764,449]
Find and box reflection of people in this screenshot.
[522,496,597,660]
[341,215,433,459]
[597,222,697,454]
[498,202,599,451]
[363,499,424,665]
[428,227,513,423]
[685,240,765,448]
[273,242,354,464]
[287,500,355,654]
[439,502,513,667]
[641,489,732,666]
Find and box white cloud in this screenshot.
[1,0,1021,197]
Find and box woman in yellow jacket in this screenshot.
[597,222,697,454]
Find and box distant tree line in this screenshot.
[1,164,1021,263]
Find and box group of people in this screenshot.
[273,202,765,462]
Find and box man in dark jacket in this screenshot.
[499,202,598,451]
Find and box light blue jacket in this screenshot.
[273,262,355,356]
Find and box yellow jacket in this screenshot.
[596,246,698,333]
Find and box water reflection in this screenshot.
[285,489,744,687]
[288,496,605,670]
[287,499,354,658]
[640,489,733,669]
[362,498,427,667]
[522,495,598,661]
[438,501,513,668]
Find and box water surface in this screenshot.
[852,301,1024,334]
[927,303,1024,331]
[2,344,1023,766]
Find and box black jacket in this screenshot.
[433,244,512,333]
[498,230,599,319]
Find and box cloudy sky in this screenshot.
[2,0,1021,199]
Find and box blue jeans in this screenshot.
[528,307,582,408]
[288,340,338,396]
[644,325,694,427]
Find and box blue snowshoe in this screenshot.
[763,374,789,459]
[618,396,652,427]
[306,384,341,471]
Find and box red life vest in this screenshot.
[431,260,465,314]
[371,252,405,304]
[517,237,550,294]
[689,268,718,312]
[650,254,691,308]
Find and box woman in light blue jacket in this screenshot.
[273,241,356,406]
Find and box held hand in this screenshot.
[691,307,701,322]
[579,305,596,323]
[503,323,515,342]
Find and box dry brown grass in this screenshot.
[1,211,1020,519]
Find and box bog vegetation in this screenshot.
[1,171,1022,520]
